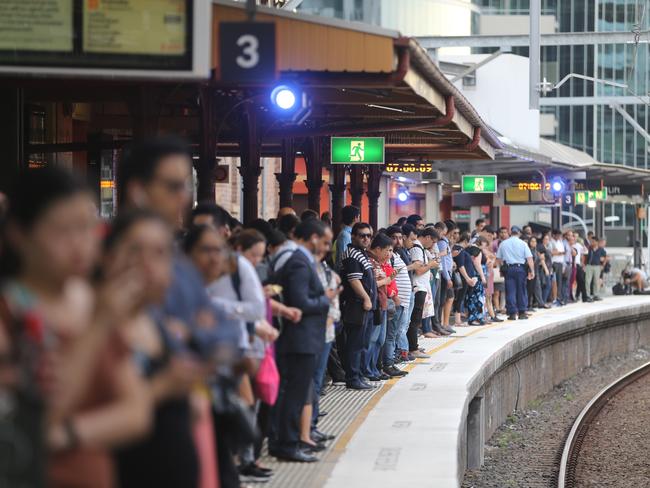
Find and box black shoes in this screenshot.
[583,297,594,303]
[299,440,326,453]
[508,314,518,320]
[239,463,272,483]
[384,365,408,377]
[346,381,373,390]
[270,448,318,463]
[311,429,335,442]
[518,313,530,320]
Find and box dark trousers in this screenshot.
[527,274,544,307]
[271,353,316,451]
[343,313,370,384]
[575,265,587,301]
[505,265,528,315]
[408,290,426,352]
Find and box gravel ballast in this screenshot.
[574,371,650,487]
[462,348,650,488]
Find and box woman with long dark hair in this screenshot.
[0,167,151,488]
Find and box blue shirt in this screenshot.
[334,225,352,271]
[437,237,453,280]
[496,236,532,265]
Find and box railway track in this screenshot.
[557,360,650,488]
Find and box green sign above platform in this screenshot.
[330,137,385,164]
[461,175,497,193]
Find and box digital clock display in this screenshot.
[385,163,433,173]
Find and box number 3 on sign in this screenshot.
[236,35,259,69]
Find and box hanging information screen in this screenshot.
[0,0,208,77]
[0,0,73,52]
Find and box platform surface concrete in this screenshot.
[323,296,650,488]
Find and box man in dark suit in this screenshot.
[270,218,336,462]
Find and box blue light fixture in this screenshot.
[270,85,298,110]
[397,187,410,202]
[550,178,565,194]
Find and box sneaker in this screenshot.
[411,350,430,359]
[593,296,602,301]
[518,313,530,320]
[407,352,416,361]
[239,463,272,482]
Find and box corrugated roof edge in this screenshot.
[212,0,401,38]
[406,38,503,150]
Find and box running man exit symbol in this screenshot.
[350,140,365,162]
[474,177,484,192]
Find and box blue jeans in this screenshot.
[505,265,528,315]
[312,341,332,427]
[363,311,387,377]
[541,273,552,303]
[422,316,433,333]
[360,311,375,376]
[398,298,413,352]
[384,305,404,366]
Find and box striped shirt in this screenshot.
[341,244,377,305]
[391,252,411,309]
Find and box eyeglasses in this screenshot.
[356,233,372,239]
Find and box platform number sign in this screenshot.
[219,23,276,82]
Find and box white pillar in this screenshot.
[425,183,441,224]
[378,176,390,229]
[470,206,481,229]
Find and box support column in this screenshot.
[633,204,643,268]
[489,204,500,229]
[425,183,440,224]
[349,166,364,209]
[329,164,346,236]
[0,88,24,192]
[239,103,261,224]
[275,138,296,209]
[595,200,605,239]
[367,165,382,232]
[551,206,561,230]
[304,137,324,213]
[377,176,389,230]
[128,86,160,139]
[196,86,217,203]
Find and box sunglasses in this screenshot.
[356,233,372,239]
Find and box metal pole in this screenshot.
[529,0,541,109]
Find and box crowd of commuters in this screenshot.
[0,135,615,488]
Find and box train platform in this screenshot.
[260,295,650,488]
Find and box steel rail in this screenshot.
[557,360,650,488]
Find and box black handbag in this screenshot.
[373,308,382,326]
[212,376,259,450]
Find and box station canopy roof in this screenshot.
[424,134,650,185]
[212,0,500,160]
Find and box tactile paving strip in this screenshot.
[258,334,451,487]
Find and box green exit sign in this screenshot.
[462,175,497,193]
[574,189,607,205]
[330,137,385,164]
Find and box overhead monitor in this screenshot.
[0,0,211,79]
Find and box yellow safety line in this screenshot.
[329,320,506,456]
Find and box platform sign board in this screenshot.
[0,0,211,79]
[462,175,497,193]
[219,22,276,82]
[574,189,607,205]
[330,137,385,164]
